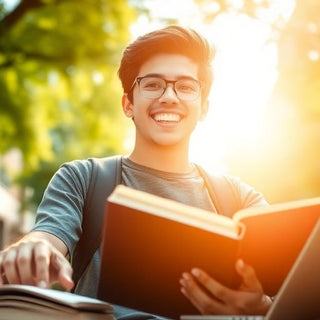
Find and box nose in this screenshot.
[158,84,179,104]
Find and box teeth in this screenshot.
[153,113,181,122]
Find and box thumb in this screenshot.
[236,259,263,292]
[59,266,74,291]
[51,253,74,291]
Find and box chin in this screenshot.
[152,136,188,147]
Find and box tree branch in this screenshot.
[0,0,44,30]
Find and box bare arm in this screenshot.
[0,231,74,290]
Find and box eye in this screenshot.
[179,85,195,92]
[141,78,163,91]
[177,80,198,93]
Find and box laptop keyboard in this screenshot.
[217,317,264,320]
[181,316,265,320]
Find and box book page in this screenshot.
[233,197,320,223]
[108,185,241,239]
[0,285,113,312]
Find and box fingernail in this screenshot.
[191,268,200,277]
[38,280,47,288]
[237,259,244,269]
[181,287,187,296]
[179,278,186,286]
[182,272,190,280]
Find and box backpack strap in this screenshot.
[71,155,122,288]
[195,164,241,217]
[71,159,239,287]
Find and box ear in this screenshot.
[122,94,134,118]
[200,99,209,121]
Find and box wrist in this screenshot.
[260,294,273,315]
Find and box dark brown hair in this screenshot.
[118,25,214,102]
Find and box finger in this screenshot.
[191,268,235,304]
[180,272,226,314]
[16,243,36,285]
[51,252,74,290]
[236,259,263,292]
[2,249,20,284]
[34,242,51,288]
[180,283,214,314]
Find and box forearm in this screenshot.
[20,231,68,257]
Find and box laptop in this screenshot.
[181,218,320,320]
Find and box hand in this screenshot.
[0,232,74,290]
[179,259,272,315]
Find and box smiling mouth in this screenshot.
[152,113,182,122]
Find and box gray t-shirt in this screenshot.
[33,156,267,298]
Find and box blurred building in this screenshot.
[0,184,20,249]
[0,149,35,249]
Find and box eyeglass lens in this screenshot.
[138,77,201,101]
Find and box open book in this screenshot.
[97,185,320,319]
[0,284,114,320]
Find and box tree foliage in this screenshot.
[261,0,320,201]
[0,0,136,209]
[2,0,320,210]
[197,0,320,202]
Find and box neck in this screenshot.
[129,143,192,173]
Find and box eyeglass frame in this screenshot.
[129,75,203,101]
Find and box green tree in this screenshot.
[195,0,320,202]
[0,0,136,210]
[259,0,320,201]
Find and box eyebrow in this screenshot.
[140,73,199,82]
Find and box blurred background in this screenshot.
[0,0,319,247]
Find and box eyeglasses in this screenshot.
[130,76,202,101]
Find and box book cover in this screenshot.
[97,185,320,319]
[234,198,320,295]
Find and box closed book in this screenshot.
[0,284,114,320]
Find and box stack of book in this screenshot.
[0,284,114,320]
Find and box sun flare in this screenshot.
[190,12,280,170]
[128,0,296,172]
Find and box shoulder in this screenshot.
[41,159,94,198]
[60,158,93,175]
[57,155,122,187]
[217,173,268,209]
[198,166,268,211]
[58,156,118,177]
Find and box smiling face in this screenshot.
[122,54,208,150]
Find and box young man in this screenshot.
[0,26,272,318]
